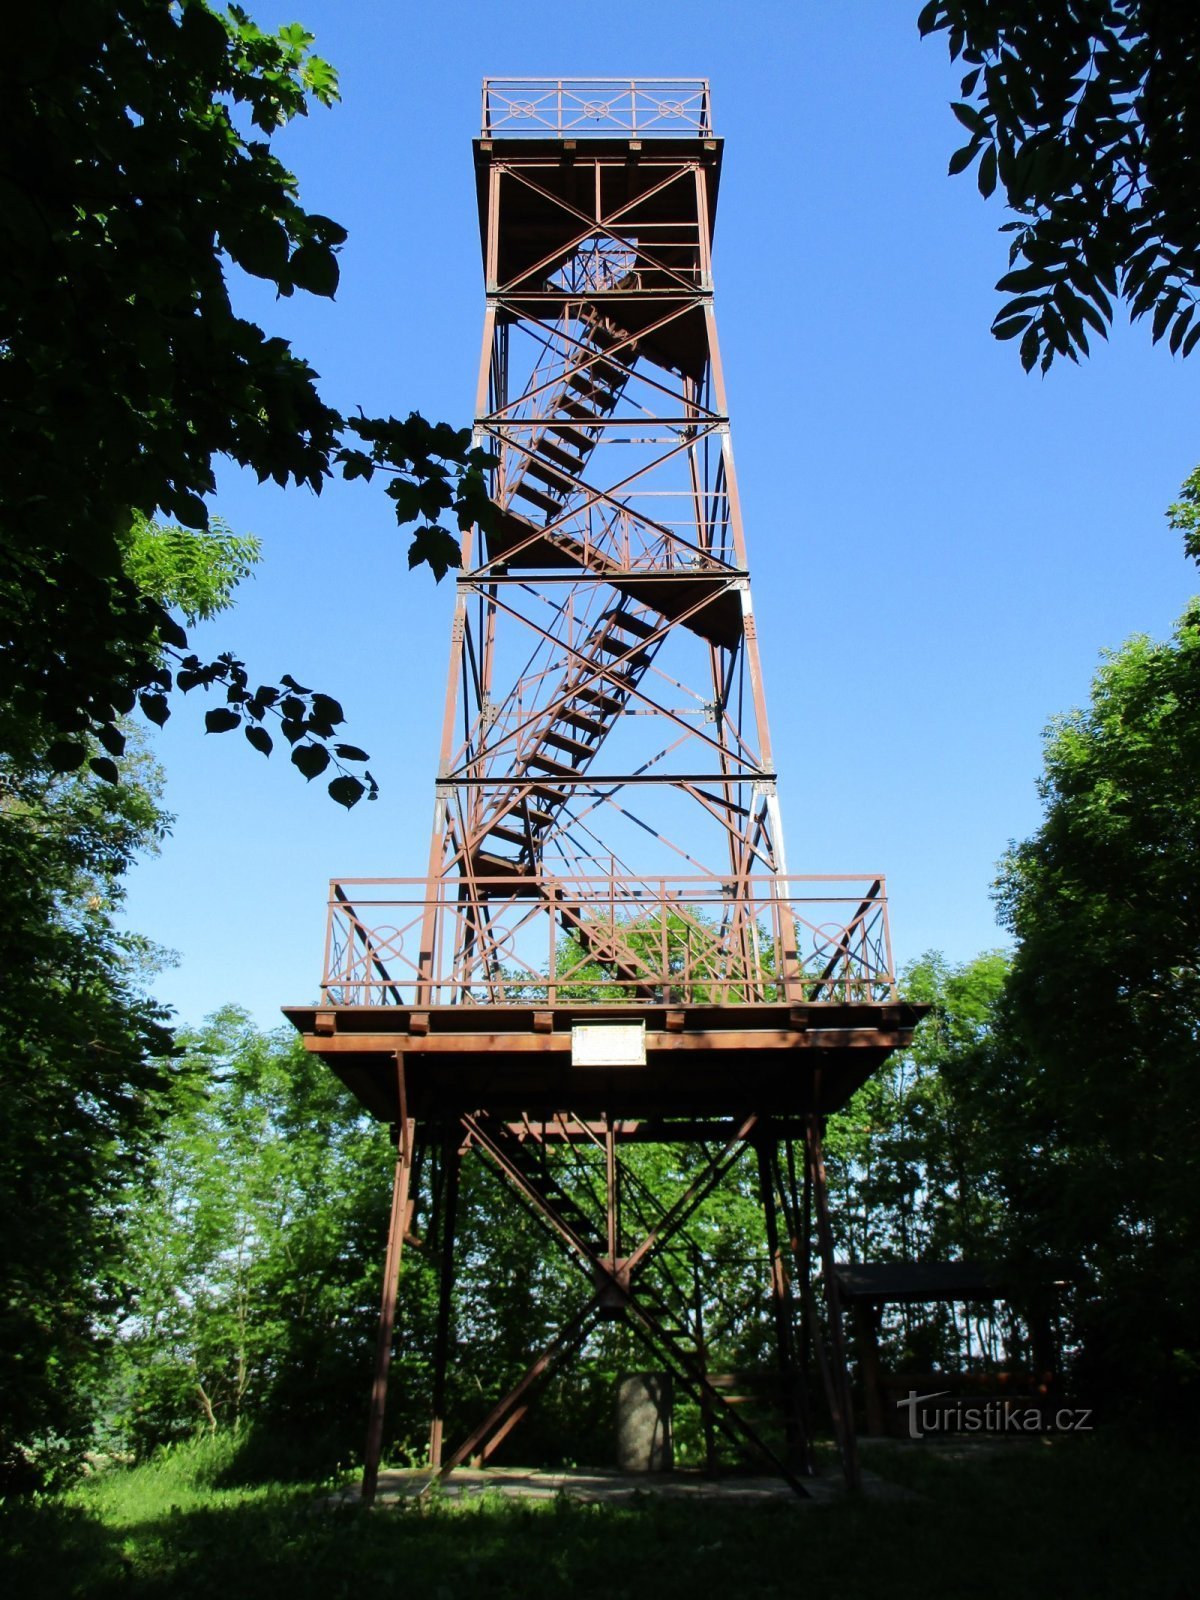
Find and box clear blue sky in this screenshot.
[122,0,1200,1029]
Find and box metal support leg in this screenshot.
[755,1132,808,1473]
[433,1294,602,1479]
[805,1109,861,1492]
[429,1127,460,1468]
[362,1056,413,1506]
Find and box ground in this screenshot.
[2,1430,1194,1599]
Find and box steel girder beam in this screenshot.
[433,1110,818,1498]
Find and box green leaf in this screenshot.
[89,756,119,784]
[1169,305,1195,355]
[311,693,344,727]
[948,139,981,177]
[173,492,209,530]
[951,101,988,137]
[46,740,86,772]
[333,743,369,761]
[96,724,126,757]
[227,218,291,281]
[205,708,241,734]
[407,524,461,582]
[993,316,1031,340]
[328,775,365,808]
[245,724,273,757]
[916,0,943,36]
[291,742,330,781]
[289,243,340,298]
[139,693,170,727]
[978,144,998,199]
[1152,296,1178,344]
[996,265,1051,293]
[157,615,189,649]
[338,450,374,483]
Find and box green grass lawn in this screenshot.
[2,1429,1195,1600]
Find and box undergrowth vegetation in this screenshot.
[1,1428,1194,1600]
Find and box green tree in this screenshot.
[920,1,1200,370]
[825,951,1016,1370]
[111,1011,400,1467]
[993,601,1200,1407]
[1,1,495,802]
[0,731,181,1490]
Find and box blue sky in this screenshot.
[122,0,1200,1028]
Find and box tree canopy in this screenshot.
[992,601,1200,1405]
[920,1,1200,370]
[0,730,180,1490]
[1,1,495,803]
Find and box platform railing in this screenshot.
[321,872,896,1008]
[482,79,713,140]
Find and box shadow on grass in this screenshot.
[3,1430,1195,1600]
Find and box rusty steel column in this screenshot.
[428,1126,461,1468]
[755,1131,809,1474]
[362,1057,413,1506]
[805,1106,861,1493]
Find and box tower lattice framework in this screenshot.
[426,78,789,1000]
[287,80,926,1505]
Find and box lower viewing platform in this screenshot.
[284,997,926,1123]
[284,871,926,1124]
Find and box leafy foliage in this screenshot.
[1166,464,1200,567]
[0,2,497,799]
[991,601,1200,1406]
[0,731,181,1491]
[919,1,1200,369]
[110,1012,397,1464]
[123,514,263,629]
[825,952,1022,1371]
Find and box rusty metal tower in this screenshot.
[287,79,925,1502]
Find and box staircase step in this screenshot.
[574,684,626,715]
[471,849,523,875]
[603,609,656,639]
[542,729,594,761]
[585,319,635,353]
[567,372,617,411]
[526,754,578,778]
[594,627,649,656]
[590,356,628,388]
[522,456,577,493]
[559,706,610,737]
[484,822,529,849]
[525,781,565,807]
[548,421,594,452]
[513,480,563,516]
[534,436,587,473]
[558,398,606,425]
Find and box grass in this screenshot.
[2,1428,1196,1599]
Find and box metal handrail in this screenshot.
[482,79,713,139]
[321,872,896,1008]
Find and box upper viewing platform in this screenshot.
[481,78,714,140]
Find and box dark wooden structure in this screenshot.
[287,79,927,1503]
[834,1261,1064,1436]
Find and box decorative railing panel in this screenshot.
[482,79,713,140]
[322,873,896,1008]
